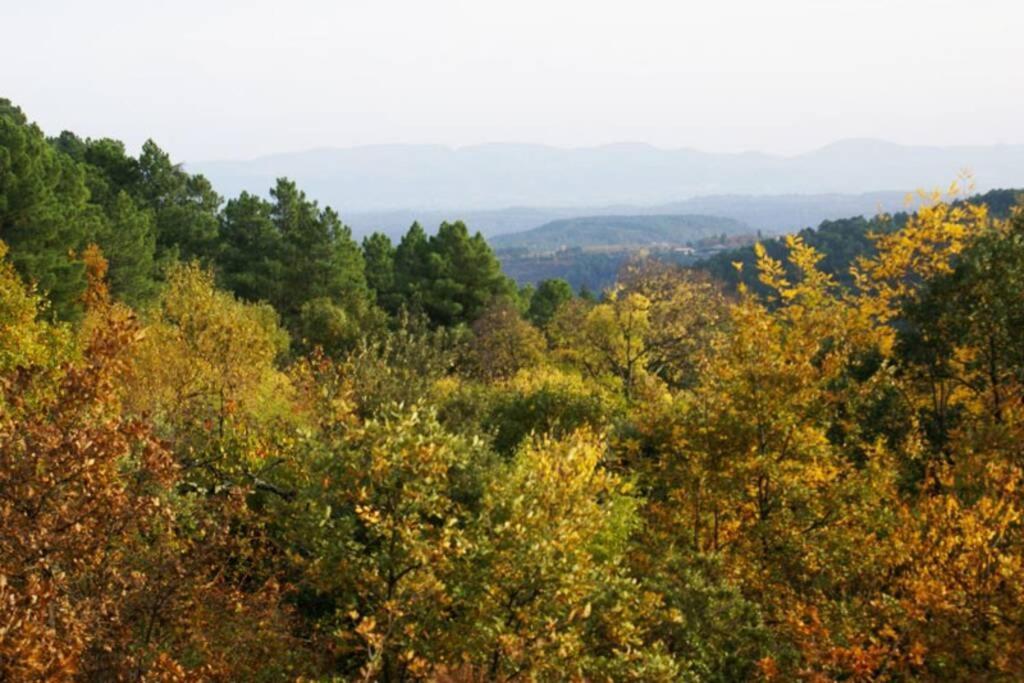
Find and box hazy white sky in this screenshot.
[3,0,1022,161]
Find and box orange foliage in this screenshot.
[0,299,174,679]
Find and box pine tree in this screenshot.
[138,139,221,263]
[93,191,158,306]
[393,221,431,314]
[527,277,574,326]
[362,231,398,312]
[270,178,369,325]
[0,99,93,319]
[217,190,284,305]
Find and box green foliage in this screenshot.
[285,401,480,680]
[467,300,546,382]
[271,178,368,321]
[897,211,1024,455]
[527,277,574,326]
[362,231,398,311]
[638,553,774,682]
[216,180,377,354]
[0,241,71,373]
[392,220,515,326]
[339,314,466,418]
[457,429,651,679]
[297,296,378,354]
[491,213,750,252]
[124,261,292,460]
[217,190,284,305]
[441,366,622,455]
[137,139,222,263]
[92,191,158,305]
[700,188,1019,297]
[0,99,92,318]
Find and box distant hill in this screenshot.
[490,214,751,252]
[496,188,1023,294]
[341,191,911,239]
[647,191,911,234]
[190,140,1024,216]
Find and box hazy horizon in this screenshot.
[4,0,1022,163]
[192,137,1024,166]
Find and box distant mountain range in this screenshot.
[189,139,1024,226]
[490,214,751,252]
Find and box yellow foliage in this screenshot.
[123,261,294,438]
[853,194,996,323]
[0,241,71,374]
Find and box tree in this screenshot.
[0,99,93,318]
[281,376,481,680]
[0,242,72,381]
[297,296,368,354]
[551,262,726,397]
[48,133,161,306]
[339,313,465,419]
[270,179,372,339]
[424,221,515,326]
[896,211,1024,455]
[137,139,221,263]
[91,191,158,306]
[527,277,574,327]
[468,300,546,382]
[123,261,292,477]
[362,232,399,312]
[0,244,175,679]
[391,221,515,327]
[619,260,728,389]
[456,429,667,680]
[50,134,143,207]
[217,190,285,305]
[551,289,653,398]
[392,222,431,315]
[473,366,623,455]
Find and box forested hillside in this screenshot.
[496,232,755,293]
[338,191,911,240]
[699,188,1022,295]
[490,214,751,251]
[6,98,1024,680]
[492,212,755,292]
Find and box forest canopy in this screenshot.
[3,99,1024,680]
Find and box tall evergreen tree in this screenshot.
[362,231,399,312]
[270,178,368,323]
[217,191,284,305]
[393,221,431,313]
[388,220,513,326]
[52,134,144,207]
[137,140,221,263]
[528,278,574,327]
[424,221,514,326]
[0,99,93,318]
[93,191,158,306]
[51,133,158,306]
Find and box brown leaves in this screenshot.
[0,284,175,680]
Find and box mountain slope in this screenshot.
[491,214,751,252]
[341,191,911,239]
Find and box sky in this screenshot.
[3,0,1022,162]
